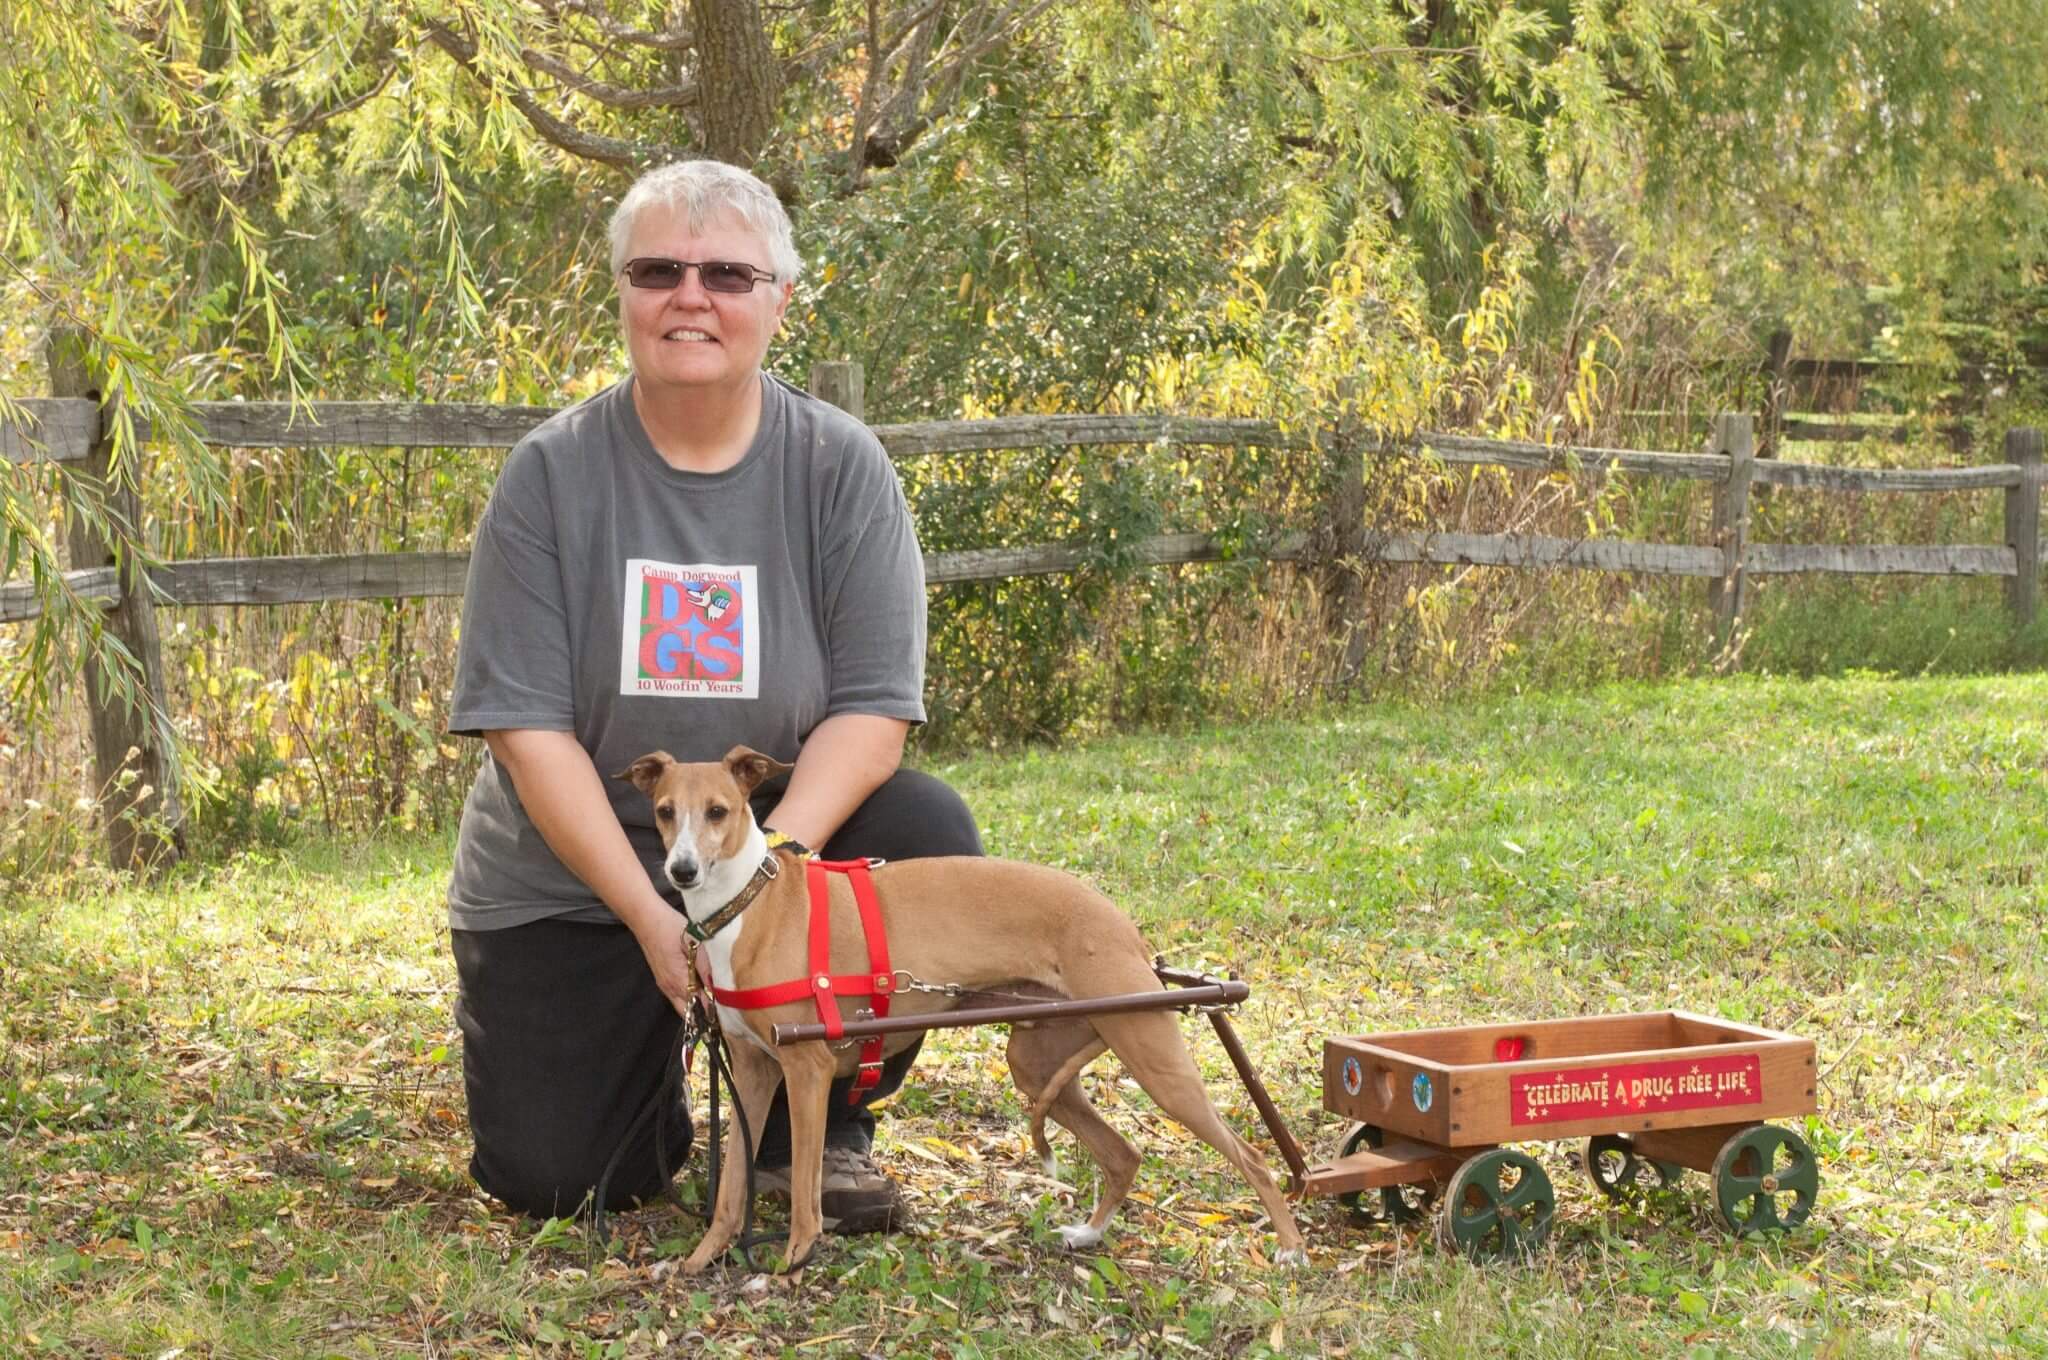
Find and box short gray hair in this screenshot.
[607,160,800,285]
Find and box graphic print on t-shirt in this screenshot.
[619,559,760,699]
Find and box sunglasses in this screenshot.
[621,257,779,294]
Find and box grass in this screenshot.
[1740,577,2048,680]
[4,673,2046,1358]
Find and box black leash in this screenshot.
[589,999,786,1272]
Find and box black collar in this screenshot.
[682,831,808,943]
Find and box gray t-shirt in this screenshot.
[445,373,927,930]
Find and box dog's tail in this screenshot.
[1028,1037,1107,1172]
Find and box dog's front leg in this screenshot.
[681,1039,784,1275]
[776,1042,839,1274]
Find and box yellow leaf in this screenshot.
[796,1332,858,1349]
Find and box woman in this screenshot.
[445,159,980,1233]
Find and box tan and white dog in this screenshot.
[620,745,1306,1275]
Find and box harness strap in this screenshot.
[838,860,892,1101]
[711,857,894,1107]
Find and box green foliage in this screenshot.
[183,742,294,851]
[909,438,1302,746]
[782,110,1270,420]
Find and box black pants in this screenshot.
[452,767,984,1218]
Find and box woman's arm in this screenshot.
[760,712,910,850]
[483,728,696,1013]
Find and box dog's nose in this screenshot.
[668,858,701,890]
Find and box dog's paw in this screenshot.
[779,1236,820,1276]
[1273,1244,1308,1267]
[679,1247,719,1276]
[1055,1223,1104,1251]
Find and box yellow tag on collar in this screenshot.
[763,829,810,858]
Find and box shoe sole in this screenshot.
[822,1197,901,1235]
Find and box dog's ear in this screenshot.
[615,751,674,796]
[723,745,793,794]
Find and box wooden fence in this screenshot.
[3,341,2044,867]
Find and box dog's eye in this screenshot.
[706,804,728,821]
[655,804,673,822]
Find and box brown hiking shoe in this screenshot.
[820,1146,902,1234]
[750,1148,903,1235]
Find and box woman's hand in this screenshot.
[631,915,699,1013]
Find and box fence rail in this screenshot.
[12,533,2042,628]
[4,407,2040,625]
[4,397,1295,462]
[10,397,2032,492]
[4,344,2044,869]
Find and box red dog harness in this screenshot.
[710,857,894,1104]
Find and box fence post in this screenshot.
[47,327,183,870]
[2007,427,2043,631]
[1316,415,1370,692]
[1708,412,1755,646]
[1759,327,1792,462]
[809,360,865,419]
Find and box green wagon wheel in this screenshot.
[1335,1123,1438,1228]
[1584,1133,1682,1200]
[1437,1149,1555,1261]
[1712,1124,1819,1236]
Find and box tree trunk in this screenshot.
[688,0,782,166]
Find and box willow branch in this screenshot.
[518,46,699,108]
[420,19,686,167]
[1297,44,1482,65]
[276,63,400,147]
[923,0,1061,100]
[857,0,1060,169]
[533,0,694,51]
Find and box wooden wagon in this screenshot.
[1292,1010,1822,1258]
